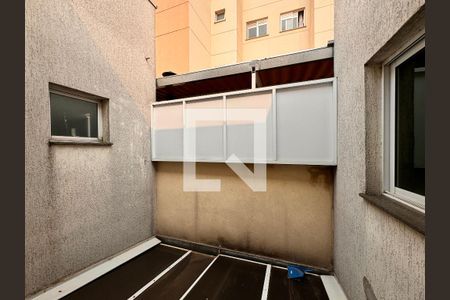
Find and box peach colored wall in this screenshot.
[155,162,334,269]
[155,0,190,75]
[189,0,211,71]
[314,0,334,48]
[211,0,239,66]
[155,0,334,75]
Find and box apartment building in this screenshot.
[155,0,334,76]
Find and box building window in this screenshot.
[384,37,425,208]
[50,88,105,141]
[246,18,268,39]
[215,9,225,23]
[280,10,304,32]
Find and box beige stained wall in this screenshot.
[155,163,334,269]
[156,0,334,75]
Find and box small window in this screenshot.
[50,88,105,140]
[280,10,304,32]
[246,18,268,39]
[215,9,225,23]
[384,37,425,208]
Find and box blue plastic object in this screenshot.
[287,265,312,279]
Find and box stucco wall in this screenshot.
[25,0,155,296]
[155,163,334,269]
[334,1,425,299]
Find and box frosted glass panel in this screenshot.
[276,82,335,164]
[153,103,183,160]
[226,91,274,162]
[185,98,224,161]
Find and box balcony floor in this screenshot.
[60,244,332,300]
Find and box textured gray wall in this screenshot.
[334,1,425,299]
[25,0,155,296]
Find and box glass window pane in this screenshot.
[286,18,294,30]
[298,11,304,26]
[216,11,225,21]
[395,47,425,196]
[258,24,267,36]
[248,27,257,38]
[50,93,98,138]
[281,20,287,31]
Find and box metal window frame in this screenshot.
[382,35,425,209]
[49,89,104,142]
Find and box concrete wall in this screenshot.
[155,163,334,269]
[334,1,425,299]
[25,0,155,296]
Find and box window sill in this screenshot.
[214,19,226,24]
[359,193,425,234]
[49,139,113,146]
[245,34,269,41]
[279,25,306,33]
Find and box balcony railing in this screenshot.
[151,77,337,165]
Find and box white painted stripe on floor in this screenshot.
[160,243,190,252]
[320,275,348,300]
[260,264,271,300]
[179,255,220,300]
[27,237,161,300]
[219,254,268,266]
[127,250,192,300]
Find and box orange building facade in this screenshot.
[155,0,334,76]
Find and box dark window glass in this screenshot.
[216,11,225,21]
[258,24,267,36]
[50,93,99,138]
[248,26,257,38]
[395,47,425,196]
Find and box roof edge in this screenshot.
[157,46,333,87]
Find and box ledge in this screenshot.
[279,25,307,34]
[360,193,425,234]
[49,139,113,146]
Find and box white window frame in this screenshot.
[215,9,225,23]
[246,18,268,39]
[280,9,305,32]
[49,90,103,142]
[382,35,425,209]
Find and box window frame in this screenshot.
[215,9,226,23]
[382,35,425,209]
[49,89,104,142]
[246,18,268,40]
[280,9,305,32]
